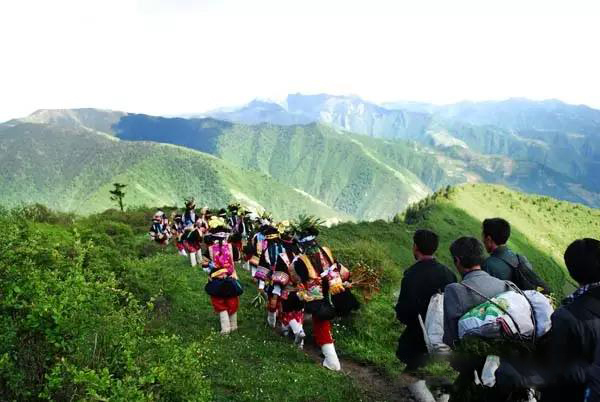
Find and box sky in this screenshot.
[1,0,599,121]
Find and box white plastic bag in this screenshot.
[419,293,451,354]
[481,355,500,387]
[524,290,554,337]
[458,291,534,339]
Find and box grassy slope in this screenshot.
[22,212,364,402]
[112,114,437,219]
[124,254,364,402]
[215,123,430,220]
[0,123,348,220]
[319,183,599,376]
[447,184,600,290]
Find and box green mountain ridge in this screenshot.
[0,122,349,219]
[210,94,600,201]
[2,104,599,221]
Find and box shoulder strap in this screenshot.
[299,255,318,279]
[280,252,302,283]
[320,246,334,265]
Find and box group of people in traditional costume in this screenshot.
[244,214,359,370]
[148,202,359,371]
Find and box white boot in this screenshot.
[178,248,188,257]
[196,250,203,264]
[290,319,305,349]
[219,311,230,335]
[267,311,277,328]
[321,343,341,371]
[189,252,197,267]
[229,312,238,332]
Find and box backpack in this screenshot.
[499,254,551,294]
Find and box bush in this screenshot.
[0,209,210,401]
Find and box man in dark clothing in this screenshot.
[482,217,521,281]
[395,229,457,371]
[494,238,600,402]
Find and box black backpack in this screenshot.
[499,254,551,294]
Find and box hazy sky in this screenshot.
[1,0,599,121]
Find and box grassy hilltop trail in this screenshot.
[2,184,598,400]
[0,205,418,401]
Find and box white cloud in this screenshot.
[1,0,599,121]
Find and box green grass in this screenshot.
[122,253,366,402]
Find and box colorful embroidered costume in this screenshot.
[291,216,359,371]
[149,211,171,245]
[202,218,243,335]
[274,224,305,347]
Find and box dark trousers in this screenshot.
[396,326,428,370]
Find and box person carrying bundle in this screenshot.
[489,238,600,402]
[202,216,243,335]
[291,215,359,371]
[443,237,554,401]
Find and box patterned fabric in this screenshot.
[211,243,234,274]
[280,310,304,326]
[566,281,600,304]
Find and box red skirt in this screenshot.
[184,240,201,253]
[210,296,239,314]
[312,316,333,346]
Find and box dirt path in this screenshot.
[302,340,418,402]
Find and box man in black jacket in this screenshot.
[494,238,600,401]
[395,229,457,371]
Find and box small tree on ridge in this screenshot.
[109,183,127,212]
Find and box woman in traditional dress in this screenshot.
[182,198,203,266]
[202,217,243,334]
[274,221,306,348]
[291,216,359,371]
[170,213,187,256]
[149,210,170,245]
[256,225,285,327]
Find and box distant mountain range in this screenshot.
[1,94,599,219]
[207,94,600,206]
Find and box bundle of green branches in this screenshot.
[251,291,267,309]
[349,262,381,302]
